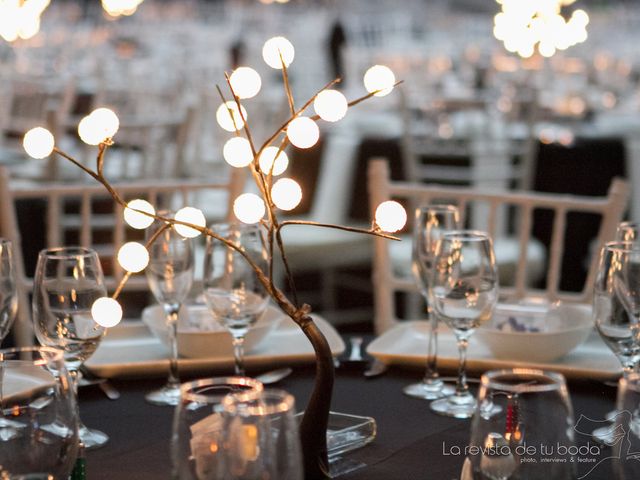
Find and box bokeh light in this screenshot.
[91,297,123,328]
[363,65,396,97]
[314,90,348,122]
[271,178,302,211]
[262,36,295,69]
[223,137,254,168]
[216,101,248,132]
[117,242,149,273]
[23,127,54,159]
[375,201,407,233]
[124,199,155,230]
[174,207,206,238]
[78,108,120,145]
[258,146,289,176]
[233,193,266,224]
[229,67,262,99]
[286,117,319,149]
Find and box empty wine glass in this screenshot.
[171,376,264,480]
[0,239,17,344]
[203,223,269,376]
[219,389,303,480]
[469,369,576,479]
[404,204,459,400]
[613,372,640,479]
[32,246,109,449]
[0,346,78,479]
[145,214,194,406]
[430,230,498,418]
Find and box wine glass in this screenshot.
[145,214,194,406]
[0,239,17,344]
[617,221,640,243]
[219,389,304,480]
[0,346,79,478]
[404,204,459,400]
[171,376,264,480]
[469,369,576,479]
[613,372,640,479]
[32,246,109,449]
[430,230,498,418]
[203,223,269,376]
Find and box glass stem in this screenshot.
[423,306,439,383]
[165,305,180,388]
[455,337,469,396]
[232,336,245,376]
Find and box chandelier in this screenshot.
[0,0,50,42]
[494,0,589,58]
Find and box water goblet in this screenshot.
[404,204,459,400]
[0,346,78,479]
[203,223,269,376]
[469,369,576,479]
[171,376,264,480]
[430,230,499,418]
[0,239,17,344]
[145,214,194,406]
[32,246,109,449]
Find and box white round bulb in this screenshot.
[216,101,248,132]
[258,147,289,176]
[117,242,149,273]
[90,107,120,139]
[286,117,319,149]
[124,199,155,230]
[233,193,266,224]
[91,297,123,328]
[78,115,103,146]
[223,137,254,168]
[262,36,295,69]
[23,127,54,159]
[314,90,348,122]
[364,65,396,97]
[375,201,407,233]
[229,67,262,99]
[174,207,206,238]
[271,178,302,211]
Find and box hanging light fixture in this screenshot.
[0,0,51,42]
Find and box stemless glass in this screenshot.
[32,246,109,449]
[469,369,576,479]
[404,204,459,400]
[219,389,303,480]
[203,223,269,376]
[0,346,79,479]
[430,230,498,418]
[613,372,640,479]
[0,239,17,344]
[145,214,194,406]
[171,376,264,480]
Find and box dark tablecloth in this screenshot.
[81,358,616,480]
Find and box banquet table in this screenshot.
[81,342,617,480]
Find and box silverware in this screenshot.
[79,367,120,400]
[364,359,388,378]
[255,367,293,385]
[348,336,364,362]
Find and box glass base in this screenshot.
[430,394,476,419]
[79,424,109,450]
[145,384,181,406]
[403,380,455,400]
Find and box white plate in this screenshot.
[85,314,345,378]
[366,320,621,381]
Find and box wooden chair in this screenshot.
[0,166,245,346]
[368,158,630,333]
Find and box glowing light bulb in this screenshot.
[91,297,123,328]
[271,178,302,211]
[91,108,120,138]
[229,67,262,99]
[258,147,289,176]
[375,201,407,233]
[23,127,54,159]
[124,199,155,230]
[286,117,319,149]
[117,242,149,273]
[78,108,120,145]
[262,36,295,69]
[216,101,248,132]
[233,193,266,224]
[363,65,396,97]
[223,137,254,168]
[174,207,206,238]
[313,90,348,122]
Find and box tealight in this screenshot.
[271,178,302,211]
[216,101,248,132]
[375,201,407,233]
[124,199,155,230]
[23,127,54,159]
[223,137,254,168]
[286,117,319,149]
[91,297,123,328]
[314,90,348,122]
[117,242,149,273]
[174,207,206,238]
[233,193,266,224]
[258,146,289,176]
[262,36,295,69]
[364,65,396,97]
[229,67,262,99]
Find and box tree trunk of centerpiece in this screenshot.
[298,315,335,480]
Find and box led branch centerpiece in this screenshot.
[22,36,406,479]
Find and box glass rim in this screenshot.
[618,221,640,229]
[38,246,99,260]
[441,229,491,242]
[481,368,567,393]
[222,388,295,416]
[0,345,64,365]
[0,238,12,247]
[603,240,640,252]
[179,376,263,404]
[416,204,459,215]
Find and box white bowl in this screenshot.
[142,304,284,359]
[475,303,593,363]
